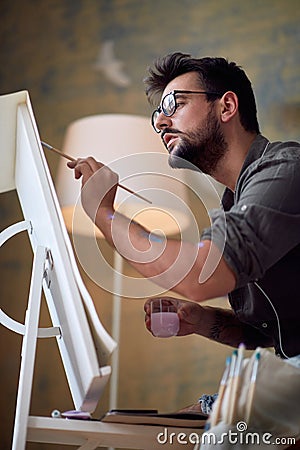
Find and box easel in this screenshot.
[0,91,200,449]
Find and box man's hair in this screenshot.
[144,52,260,134]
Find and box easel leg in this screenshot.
[12,246,47,450]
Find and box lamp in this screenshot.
[54,113,220,413]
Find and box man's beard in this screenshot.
[167,106,228,176]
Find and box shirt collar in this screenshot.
[222,134,269,209]
[239,134,270,175]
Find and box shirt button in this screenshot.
[262,322,268,328]
[241,205,247,211]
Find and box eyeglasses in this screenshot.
[151,90,221,133]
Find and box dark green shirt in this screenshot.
[201,134,300,358]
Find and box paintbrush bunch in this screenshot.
[208,344,261,427]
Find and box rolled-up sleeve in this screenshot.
[201,152,300,288]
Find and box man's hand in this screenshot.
[67,157,118,221]
[144,297,204,337]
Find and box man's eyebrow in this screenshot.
[175,92,189,99]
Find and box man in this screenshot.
[68,52,300,360]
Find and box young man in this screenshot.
[68,53,300,360]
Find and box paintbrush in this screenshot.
[228,342,245,423]
[210,355,231,427]
[245,347,261,424]
[41,140,152,204]
[223,348,238,423]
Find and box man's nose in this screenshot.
[155,111,173,132]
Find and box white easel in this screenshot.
[0,91,199,450]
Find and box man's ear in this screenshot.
[219,91,238,123]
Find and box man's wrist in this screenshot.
[95,206,115,235]
[193,305,210,336]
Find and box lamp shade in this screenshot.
[55,114,192,238]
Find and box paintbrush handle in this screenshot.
[46,144,76,162]
[245,383,255,423]
[41,141,152,204]
[41,141,75,161]
[245,349,260,423]
[118,184,151,204]
[228,343,245,423]
[210,384,226,427]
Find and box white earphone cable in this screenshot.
[253,281,289,359]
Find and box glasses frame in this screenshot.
[151,89,221,133]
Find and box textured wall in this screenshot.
[0,1,299,449]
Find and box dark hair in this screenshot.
[144,52,260,134]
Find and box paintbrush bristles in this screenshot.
[41,141,76,162]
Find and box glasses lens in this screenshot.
[151,92,176,133]
[162,93,176,116]
[152,110,161,133]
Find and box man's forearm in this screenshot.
[96,208,236,301]
[96,208,202,294]
[196,306,273,349]
[197,306,245,347]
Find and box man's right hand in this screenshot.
[67,157,118,222]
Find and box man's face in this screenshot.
[156,72,228,176]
